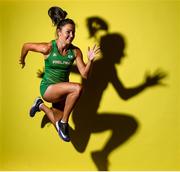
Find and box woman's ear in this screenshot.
[57,29,61,37]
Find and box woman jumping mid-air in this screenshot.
[19,6,99,142]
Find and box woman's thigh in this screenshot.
[43,82,82,103]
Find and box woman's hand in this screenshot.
[144,69,167,87]
[87,44,100,61]
[19,58,25,68]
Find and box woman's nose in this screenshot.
[70,32,74,38]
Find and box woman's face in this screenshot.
[58,24,75,44]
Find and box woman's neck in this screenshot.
[56,39,69,55]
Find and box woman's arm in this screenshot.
[75,45,99,79]
[19,42,51,68]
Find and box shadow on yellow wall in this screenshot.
[40,16,167,171]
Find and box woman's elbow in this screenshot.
[22,43,30,51]
[82,74,88,80]
[81,72,88,79]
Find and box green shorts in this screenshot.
[40,80,50,97]
[40,79,67,97]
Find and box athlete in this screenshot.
[19,6,99,142]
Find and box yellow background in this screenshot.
[0,0,180,170]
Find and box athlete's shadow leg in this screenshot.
[69,114,92,153]
[70,113,139,171]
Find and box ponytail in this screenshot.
[48,6,67,26]
[48,6,75,30]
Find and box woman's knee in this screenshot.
[73,83,83,96]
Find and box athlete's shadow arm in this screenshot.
[111,67,167,100]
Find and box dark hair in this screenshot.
[48,6,75,30]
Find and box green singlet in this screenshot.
[40,40,75,97]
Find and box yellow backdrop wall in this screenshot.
[0,0,179,170]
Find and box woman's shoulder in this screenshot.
[39,41,52,55]
[69,44,82,57]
